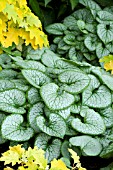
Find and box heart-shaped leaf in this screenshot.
[63,34,76,45]
[0,70,18,79]
[45,23,67,35]
[41,50,60,67]
[84,36,97,51]
[70,135,102,156]
[72,107,105,135]
[15,60,46,72]
[1,114,34,141]
[99,107,113,128]
[26,45,45,60]
[97,11,113,24]
[34,133,62,162]
[0,89,26,113]
[36,113,66,138]
[65,116,77,136]
[91,67,113,91]
[96,43,110,59]
[82,75,112,108]
[22,69,51,88]
[97,24,113,44]
[27,87,42,105]
[28,102,44,133]
[40,83,75,110]
[58,70,90,94]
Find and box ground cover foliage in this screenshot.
[0,45,113,168]
[0,0,113,169]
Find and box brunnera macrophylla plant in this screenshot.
[0,144,86,170]
[0,46,113,162]
[0,0,49,53]
[45,0,113,67]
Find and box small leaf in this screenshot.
[1,114,34,141]
[72,107,105,135]
[34,133,62,162]
[45,23,67,35]
[40,83,75,110]
[44,0,52,6]
[36,113,66,138]
[22,69,51,88]
[63,34,76,45]
[70,0,78,10]
[70,135,102,156]
[28,102,44,133]
[84,36,97,51]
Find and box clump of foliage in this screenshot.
[0,46,113,162]
[0,0,49,52]
[45,0,113,67]
[0,144,86,170]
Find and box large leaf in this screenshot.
[26,46,45,60]
[58,108,70,120]
[58,70,90,94]
[99,107,113,128]
[96,10,113,24]
[0,69,18,79]
[41,50,60,67]
[45,23,67,35]
[72,107,105,135]
[0,80,28,92]
[34,133,61,162]
[0,89,26,114]
[97,24,113,44]
[91,67,113,91]
[96,43,110,59]
[1,114,34,141]
[36,113,66,138]
[22,69,51,88]
[72,9,94,23]
[28,102,44,133]
[40,83,75,110]
[15,60,46,72]
[79,0,101,18]
[27,87,42,105]
[69,135,102,156]
[82,75,112,108]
